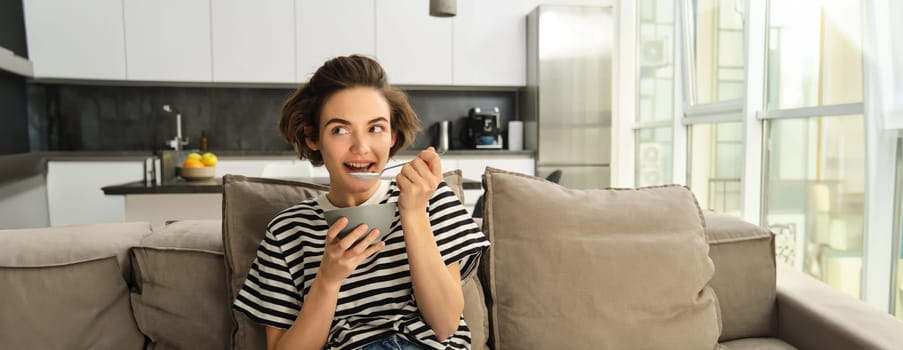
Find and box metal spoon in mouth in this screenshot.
[349,161,407,179]
[350,150,446,179]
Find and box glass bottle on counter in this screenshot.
[199,131,209,152]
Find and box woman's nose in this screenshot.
[350,133,370,154]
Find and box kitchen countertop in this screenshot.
[102,176,483,195]
[0,149,532,186]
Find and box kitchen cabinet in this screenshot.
[375,0,452,85]
[22,0,127,80]
[456,155,534,211]
[47,161,144,226]
[123,0,211,81]
[212,0,295,83]
[22,0,542,86]
[125,194,222,229]
[296,0,376,82]
[452,0,532,86]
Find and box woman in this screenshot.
[233,55,489,350]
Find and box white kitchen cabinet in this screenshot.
[22,0,127,80]
[123,0,211,81]
[296,0,376,82]
[212,0,295,83]
[456,156,535,183]
[375,0,452,85]
[47,161,144,226]
[453,0,533,86]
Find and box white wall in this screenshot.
[0,175,49,229]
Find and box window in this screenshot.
[635,0,675,187]
[679,0,746,214]
[765,115,865,298]
[874,0,903,129]
[766,0,862,110]
[894,139,903,320]
[689,122,743,215]
[636,127,673,187]
[761,0,865,298]
[683,0,745,106]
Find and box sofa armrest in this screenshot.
[775,264,903,350]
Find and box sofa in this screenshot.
[0,168,901,349]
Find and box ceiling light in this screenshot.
[430,0,455,17]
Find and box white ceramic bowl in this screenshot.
[324,202,397,245]
[178,166,215,181]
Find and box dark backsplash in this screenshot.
[26,84,519,152]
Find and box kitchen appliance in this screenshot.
[524,5,613,189]
[463,107,502,149]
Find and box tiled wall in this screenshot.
[26,84,519,152]
[0,0,28,155]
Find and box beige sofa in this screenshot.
[1,170,902,349]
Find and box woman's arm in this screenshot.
[266,219,386,350]
[401,210,466,341]
[396,148,466,341]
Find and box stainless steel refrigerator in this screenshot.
[523,5,612,189]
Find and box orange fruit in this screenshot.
[183,159,204,168]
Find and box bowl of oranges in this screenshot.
[178,152,217,181]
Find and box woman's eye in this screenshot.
[370,125,385,133]
[332,126,348,135]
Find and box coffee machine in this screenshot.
[463,107,502,149]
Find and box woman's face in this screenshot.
[307,86,396,206]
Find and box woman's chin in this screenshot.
[344,174,378,189]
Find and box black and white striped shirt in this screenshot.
[233,180,490,349]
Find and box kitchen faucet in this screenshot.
[162,104,189,151]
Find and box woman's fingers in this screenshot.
[360,240,386,259]
[351,229,380,254]
[337,223,371,250]
[419,147,442,177]
[326,217,348,242]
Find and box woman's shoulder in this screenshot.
[266,198,326,237]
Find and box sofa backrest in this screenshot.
[0,222,151,349]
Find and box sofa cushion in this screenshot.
[0,222,153,283]
[0,256,146,349]
[463,274,489,350]
[223,175,331,349]
[222,171,478,350]
[720,337,797,350]
[704,211,777,341]
[143,219,224,251]
[480,167,721,350]
[131,247,230,350]
[443,170,491,350]
[129,219,230,350]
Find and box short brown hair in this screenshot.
[279,55,421,166]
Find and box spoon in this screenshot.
[350,162,408,179]
[350,150,446,179]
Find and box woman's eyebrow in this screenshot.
[323,118,350,126]
[368,117,389,124]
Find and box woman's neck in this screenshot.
[325,182,381,207]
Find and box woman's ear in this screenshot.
[303,126,319,151]
[391,130,398,147]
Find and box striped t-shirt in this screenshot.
[233,180,490,350]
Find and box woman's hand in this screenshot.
[396,147,442,212]
[315,218,385,289]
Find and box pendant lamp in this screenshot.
[429,0,456,17]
